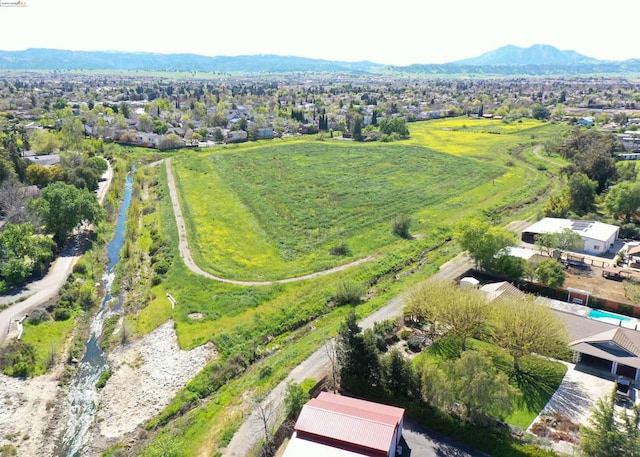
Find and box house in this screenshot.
[627,245,640,268]
[521,217,619,256]
[480,281,525,302]
[25,153,60,167]
[283,392,405,457]
[550,306,640,381]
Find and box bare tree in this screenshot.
[0,179,38,225]
[253,394,275,456]
[324,339,338,392]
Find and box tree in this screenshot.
[405,281,489,351]
[352,115,363,141]
[535,227,584,257]
[566,172,597,214]
[531,103,550,120]
[456,219,516,270]
[30,181,104,245]
[380,348,419,398]
[336,311,379,390]
[157,134,183,151]
[617,161,638,183]
[284,382,308,419]
[490,295,568,371]
[535,258,566,288]
[447,351,519,422]
[580,389,640,457]
[604,181,640,223]
[26,164,54,187]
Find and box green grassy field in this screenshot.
[172,118,566,281]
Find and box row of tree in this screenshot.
[337,281,568,424]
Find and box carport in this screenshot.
[571,329,640,381]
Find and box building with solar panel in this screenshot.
[521,217,619,256]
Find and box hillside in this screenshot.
[451,44,601,65]
[1,45,640,75]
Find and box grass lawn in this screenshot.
[414,336,567,430]
[172,118,567,281]
[21,312,78,375]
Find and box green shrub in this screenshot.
[28,308,50,325]
[259,365,272,379]
[72,261,87,275]
[329,242,351,256]
[96,369,113,389]
[53,308,72,321]
[392,214,412,239]
[334,279,365,306]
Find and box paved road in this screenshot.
[164,158,375,285]
[223,253,474,457]
[0,160,113,343]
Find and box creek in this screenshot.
[61,171,133,457]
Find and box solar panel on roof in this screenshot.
[571,221,592,231]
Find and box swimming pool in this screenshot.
[588,309,632,323]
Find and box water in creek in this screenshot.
[61,172,133,457]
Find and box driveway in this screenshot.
[401,419,487,457]
[528,362,615,454]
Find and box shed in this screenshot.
[284,392,405,457]
[522,217,619,256]
[459,277,480,289]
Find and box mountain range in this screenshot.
[1,45,639,75]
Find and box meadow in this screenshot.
[172,117,567,281]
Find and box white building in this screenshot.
[521,217,619,256]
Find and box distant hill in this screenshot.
[451,44,602,66]
[1,46,640,75]
[0,48,383,73]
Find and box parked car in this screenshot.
[615,376,633,402]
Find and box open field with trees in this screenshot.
[1,65,640,456]
[103,118,577,456]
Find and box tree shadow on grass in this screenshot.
[509,357,566,412]
[428,335,462,362]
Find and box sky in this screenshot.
[1,0,640,66]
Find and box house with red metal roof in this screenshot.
[282,392,405,457]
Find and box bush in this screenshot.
[620,223,640,240]
[392,214,412,239]
[53,308,72,321]
[329,242,351,256]
[334,279,365,306]
[259,365,272,379]
[95,369,113,389]
[72,261,87,275]
[27,308,50,325]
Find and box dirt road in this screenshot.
[0,160,113,343]
[164,158,375,285]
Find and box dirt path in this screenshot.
[164,158,375,286]
[223,252,474,457]
[532,145,562,166]
[0,160,114,343]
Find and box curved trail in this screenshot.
[164,158,375,286]
[532,145,562,166]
